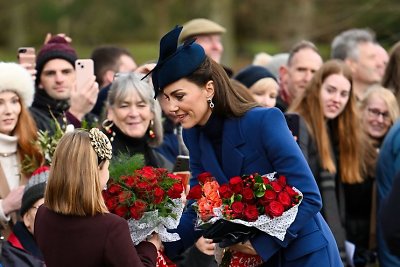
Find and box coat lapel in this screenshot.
[222,118,245,179]
[199,133,229,183]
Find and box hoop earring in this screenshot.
[207,98,215,109]
[148,120,156,139]
[101,119,115,142]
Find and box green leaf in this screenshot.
[109,153,145,180]
[255,190,265,198]
[254,174,263,183]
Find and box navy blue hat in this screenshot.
[149,26,206,97]
[234,65,277,89]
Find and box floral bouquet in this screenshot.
[187,171,302,267]
[102,155,185,267]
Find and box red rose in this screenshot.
[284,185,298,198]
[218,184,233,199]
[102,189,111,200]
[231,201,245,218]
[242,187,255,203]
[108,183,123,194]
[167,183,184,199]
[124,176,136,187]
[262,177,270,185]
[277,175,287,186]
[267,200,284,218]
[129,200,147,220]
[114,205,129,218]
[229,176,244,194]
[105,197,118,211]
[244,204,259,221]
[270,181,283,192]
[118,191,133,203]
[258,189,276,206]
[136,181,152,191]
[277,191,292,209]
[187,185,203,200]
[167,173,181,180]
[197,172,214,184]
[153,186,165,204]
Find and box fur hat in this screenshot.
[20,166,50,217]
[0,62,35,106]
[234,65,277,89]
[179,18,226,43]
[36,36,77,86]
[150,26,206,98]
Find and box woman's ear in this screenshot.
[106,108,114,121]
[205,80,215,99]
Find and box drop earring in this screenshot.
[101,119,115,142]
[148,120,156,139]
[207,98,214,109]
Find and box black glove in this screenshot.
[202,220,259,248]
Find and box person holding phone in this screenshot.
[150,26,342,267]
[29,35,98,134]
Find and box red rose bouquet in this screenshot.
[103,163,185,246]
[187,171,302,267]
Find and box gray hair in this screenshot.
[331,28,375,60]
[287,40,320,66]
[107,72,163,147]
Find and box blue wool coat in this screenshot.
[164,107,342,267]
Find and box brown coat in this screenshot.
[35,206,157,267]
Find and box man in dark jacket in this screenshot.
[29,36,98,133]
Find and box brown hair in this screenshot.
[382,41,400,106]
[14,100,44,176]
[185,57,259,118]
[45,129,108,216]
[289,60,365,184]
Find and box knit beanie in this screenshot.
[20,166,50,216]
[0,62,34,106]
[35,36,77,86]
[234,65,277,89]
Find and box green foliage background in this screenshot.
[0,0,398,71]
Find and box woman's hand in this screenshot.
[147,233,162,251]
[195,236,215,255]
[2,186,25,215]
[229,240,258,255]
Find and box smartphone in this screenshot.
[17,47,36,67]
[75,59,94,91]
[284,113,300,143]
[173,155,190,173]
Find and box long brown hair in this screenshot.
[289,60,364,184]
[45,129,108,216]
[185,57,259,118]
[14,100,44,176]
[382,41,400,106]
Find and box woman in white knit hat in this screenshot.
[0,62,44,237]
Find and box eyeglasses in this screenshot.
[367,108,391,122]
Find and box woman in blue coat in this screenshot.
[150,26,342,267]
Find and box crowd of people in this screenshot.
[0,17,399,267]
